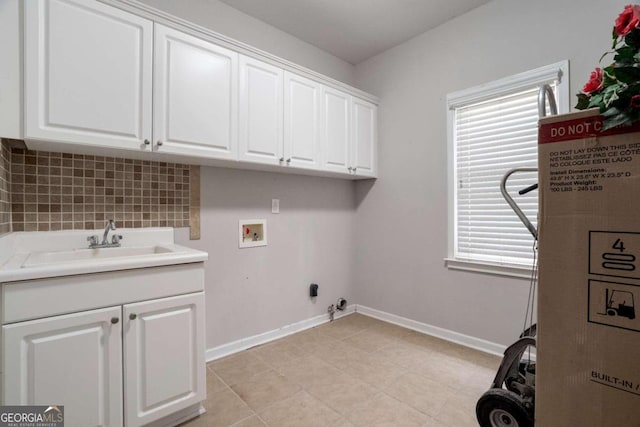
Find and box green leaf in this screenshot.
[611,66,640,84]
[603,88,622,108]
[614,46,640,64]
[616,46,637,58]
[588,93,604,108]
[601,107,621,118]
[603,112,632,130]
[575,93,591,110]
[625,29,640,48]
[602,66,619,86]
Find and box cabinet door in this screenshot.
[283,72,322,169]
[24,0,153,150]
[124,292,205,427]
[239,55,284,165]
[321,86,351,174]
[2,306,123,427]
[154,24,238,160]
[352,98,378,177]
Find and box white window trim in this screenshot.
[445,60,570,278]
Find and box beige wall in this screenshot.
[353,0,627,346]
[142,0,630,351]
[138,0,359,349]
[175,168,355,347]
[138,0,356,86]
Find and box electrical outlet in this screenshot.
[272,199,280,214]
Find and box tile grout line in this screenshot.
[203,315,487,427]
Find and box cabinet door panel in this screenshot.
[154,24,238,159]
[352,98,377,177]
[24,0,152,149]
[239,56,284,165]
[2,306,123,427]
[124,292,205,427]
[321,87,351,174]
[284,72,321,169]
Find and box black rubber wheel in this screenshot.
[476,388,533,427]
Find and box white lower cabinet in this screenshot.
[2,290,206,427]
[3,306,124,427]
[124,293,205,427]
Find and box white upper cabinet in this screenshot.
[24,0,153,150]
[321,86,351,174]
[284,71,322,169]
[239,55,284,165]
[3,306,123,427]
[154,24,238,160]
[352,98,378,177]
[13,0,378,179]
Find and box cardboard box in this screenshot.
[537,109,640,426]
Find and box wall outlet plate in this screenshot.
[239,219,267,248]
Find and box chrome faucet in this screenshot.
[102,219,115,245]
[87,219,123,249]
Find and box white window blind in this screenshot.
[454,87,544,266]
[446,61,569,275]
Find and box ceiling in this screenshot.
[217,0,491,64]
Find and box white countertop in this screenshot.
[0,228,208,283]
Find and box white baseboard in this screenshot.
[206,304,356,362]
[355,305,506,357]
[205,303,509,362]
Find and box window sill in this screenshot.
[444,258,536,280]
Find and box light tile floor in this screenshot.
[181,313,501,427]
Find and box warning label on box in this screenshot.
[588,279,640,333]
[543,144,640,194]
[589,231,640,280]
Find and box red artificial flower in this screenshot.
[615,4,640,37]
[582,68,604,94]
[630,94,640,108]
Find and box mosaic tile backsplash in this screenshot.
[0,142,10,234]
[10,147,192,232]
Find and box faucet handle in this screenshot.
[87,235,99,246]
[111,234,123,245]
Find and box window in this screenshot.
[446,61,569,277]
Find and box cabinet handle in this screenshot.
[129,313,137,320]
[144,139,150,146]
[353,167,357,173]
[111,317,119,324]
[279,157,284,162]
[348,167,353,172]
[156,141,163,147]
[286,158,291,163]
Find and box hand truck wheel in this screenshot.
[476,388,533,427]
